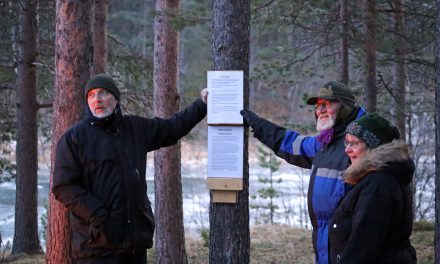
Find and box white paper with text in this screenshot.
[207,126,243,178]
[207,71,243,125]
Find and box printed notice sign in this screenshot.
[207,71,243,125]
[207,126,243,178]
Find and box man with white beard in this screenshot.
[240,81,366,264]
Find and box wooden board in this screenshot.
[206,178,243,190]
[211,190,237,203]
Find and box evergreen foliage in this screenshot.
[251,144,282,225]
[0,0,18,183]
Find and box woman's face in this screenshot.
[344,133,368,165]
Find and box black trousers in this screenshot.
[75,251,147,264]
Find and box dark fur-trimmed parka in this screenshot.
[329,140,417,264]
[52,98,206,259]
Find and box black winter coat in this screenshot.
[52,99,206,259]
[329,141,417,264]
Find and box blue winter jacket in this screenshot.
[247,106,365,264]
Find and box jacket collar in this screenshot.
[317,106,366,148]
[344,140,414,185]
[334,106,366,139]
[85,104,122,134]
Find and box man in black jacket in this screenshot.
[52,74,207,264]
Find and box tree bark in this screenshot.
[92,0,108,75]
[362,0,377,112]
[435,0,440,262]
[153,0,187,263]
[12,0,41,254]
[209,1,250,263]
[392,0,406,140]
[338,0,349,84]
[46,1,92,263]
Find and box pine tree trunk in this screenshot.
[13,0,41,254]
[92,0,108,75]
[338,0,349,84]
[153,0,187,263]
[434,0,440,262]
[363,0,377,112]
[46,1,92,263]
[392,0,406,139]
[209,1,250,263]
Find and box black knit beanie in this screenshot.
[84,74,120,101]
[346,113,400,148]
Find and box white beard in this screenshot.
[316,115,335,131]
[92,110,112,118]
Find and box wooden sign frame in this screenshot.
[206,70,244,204]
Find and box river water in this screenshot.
[0,157,311,248]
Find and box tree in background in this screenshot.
[391,0,406,139]
[338,0,349,84]
[46,1,92,263]
[209,0,251,263]
[435,0,440,261]
[92,0,109,75]
[362,0,378,112]
[0,0,18,184]
[251,144,282,225]
[107,0,155,117]
[13,0,41,255]
[402,2,436,222]
[153,0,188,263]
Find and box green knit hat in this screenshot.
[306,81,355,108]
[84,74,120,101]
[346,113,401,148]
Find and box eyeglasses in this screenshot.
[87,90,111,100]
[344,140,363,149]
[315,101,338,112]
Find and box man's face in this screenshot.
[315,98,341,131]
[87,88,118,118]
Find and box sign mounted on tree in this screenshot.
[206,70,244,203]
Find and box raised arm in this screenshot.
[241,109,319,169]
[141,97,207,151]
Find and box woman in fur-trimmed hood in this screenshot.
[328,113,417,264]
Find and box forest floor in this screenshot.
[2,221,434,264]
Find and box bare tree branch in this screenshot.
[32,61,55,73]
[253,0,277,11]
[0,62,17,68]
[37,102,53,109]
[0,83,15,90]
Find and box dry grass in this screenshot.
[2,224,434,264]
[1,253,45,264]
[250,225,314,264]
[150,225,313,264]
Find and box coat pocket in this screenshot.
[70,213,90,253]
[88,213,130,250]
[135,201,155,249]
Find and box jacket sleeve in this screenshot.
[249,114,319,169]
[52,133,108,225]
[144,98,207,150]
